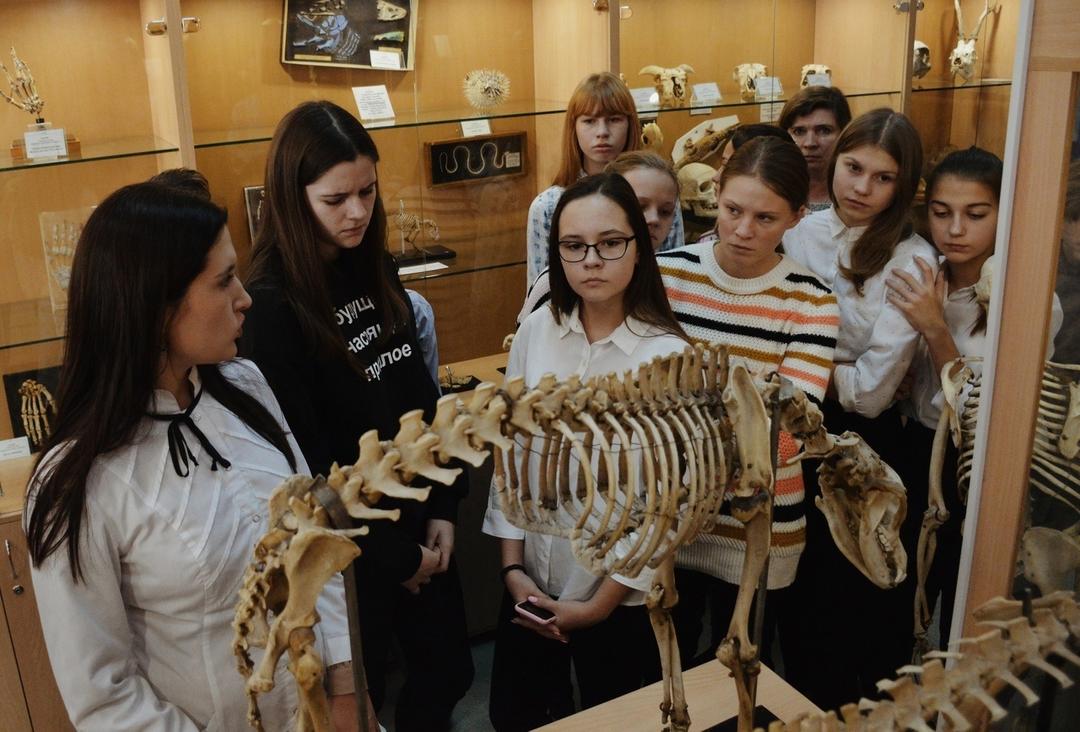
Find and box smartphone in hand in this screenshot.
[515,599,556,624]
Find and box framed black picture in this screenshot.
[425,131,527,188]
[281,0,417,70]
[3,365,60,452]
[243,186,266,242]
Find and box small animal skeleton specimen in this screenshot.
[463,68,510,111]
[233,343,908,732]
[0,47,44,121]
[639,64,695,108]
[754,592,1080,731]
[677,162,719,218]
[734,63,768,102]
[799,64,831,89]
[912,41,932,79]
[18,379,56,450]
[376,0,407,21]
[641,121,664,153]
[394,201,439,247]
[949,0,999,83]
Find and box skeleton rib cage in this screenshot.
[233,342,910,732]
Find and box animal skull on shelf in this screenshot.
[639,64,694,108]
[799,64,831,88]
[949,0,999,83]
[640,121,664,153]
[235,343,908,732]
[677,162,719,218]
[672,116,738,172]
[733,62,767,102]
[913,40,932,79]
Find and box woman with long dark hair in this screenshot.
[241,100,472,731]
[24,176,358,730]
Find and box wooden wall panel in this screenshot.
[813,0,907,94]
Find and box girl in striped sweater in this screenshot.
[656,136,839,667]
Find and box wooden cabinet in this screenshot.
[0,510,73,731]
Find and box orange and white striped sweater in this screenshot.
[658,240,839,588]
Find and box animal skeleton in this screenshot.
[18,379,56,450]
[394,201,439,246]
[672,117,739,172]
[912,41,932,80]
[733,63,767,102]
[639,64,695,108]
[0,47,44,121]
[641,122,664,153]
[799,64,831,89]
[233,344,908,732]
[677,162,719,218]
[463,69,510,111]
[949,0,999,83]
[752,592,1080,731]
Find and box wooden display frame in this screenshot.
[424,131,528,189]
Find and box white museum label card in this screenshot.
[754,76,784,101]
[0,437,31,460]
[630,87,659,116]
[398,261,449,276]
[352,85,396,122]
[460,119,492,137]
[24,128,68,159]
[369,49,402,70]
[759,102,784,123]
[805,73,832,87]
[691,82,723,115]
[504,151,521,168]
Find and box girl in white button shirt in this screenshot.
[485,172,689,730]
[780,108,937,709]
[24,176,363,731]
[885,147,1062,653]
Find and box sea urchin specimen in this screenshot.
[463,69,510,111]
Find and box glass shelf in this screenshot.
[194,99,571,149]
[637,87,903,117]
[911,78,1012,93]
[0,136,179,175]
[0,299,64,353]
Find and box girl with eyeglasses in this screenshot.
[656,136,839,670]
[484,173,688,730]
[525,72,684,288]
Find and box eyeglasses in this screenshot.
[557,236,634,263]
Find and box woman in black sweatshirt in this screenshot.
[241,100,473,731]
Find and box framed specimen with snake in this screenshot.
[424,131,527,188]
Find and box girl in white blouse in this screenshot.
[24,176,361,731]
[485,172,689,730]
[780,108,937,709]
[885,148,1062,653]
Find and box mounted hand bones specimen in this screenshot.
[912,41,932,80]
[394,201,439,247]
[678,162,719,218]
[0,47,45,122]
[641,121,664,153]
[38,207,91,311]
[734,63,767,102]
[234,343,908,732]
[18,379,56,450]
[799,64,831,89]
[639,64,694,108]
[753,591,1080,731]
[949,0,999,83]
[463,69,510,111]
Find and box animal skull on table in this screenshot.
[677,162,719,218]
[949,0,998,83]
[800,64,831,88]
[733,63,767,102]
[639,64,695,108]
[913,41,932,79]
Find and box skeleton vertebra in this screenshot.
[733,63,767,102]
[753,592,1080,731]
[639,64,694,108]
[949,0,998,83]
[18,379,56,450]
[235,344,907,732]
[799,64,831,89]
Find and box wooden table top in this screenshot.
[538,660,821,731]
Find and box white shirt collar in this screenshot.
[555,304,648,357]
[149,367,203,413]
[825,205,867,242]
